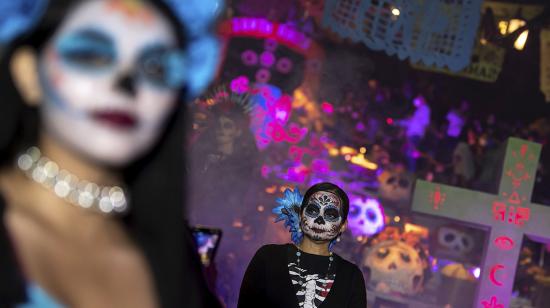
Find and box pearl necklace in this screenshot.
[295,246,334,288]
[16,147,129,214]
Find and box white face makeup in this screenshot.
[301,191,343,242]
[39,0,185,166]
[215,116,241,146]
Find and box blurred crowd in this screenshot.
[328,78,550,204]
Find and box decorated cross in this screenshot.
[411,138,547,308]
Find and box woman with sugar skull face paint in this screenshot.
[238,182,366,308]
[0,0,222,307]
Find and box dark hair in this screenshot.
[0,1,212,307]
[300,182,350,222]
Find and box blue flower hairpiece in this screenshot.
[0,0,48,45]
[273,188,304,245]
[163,0,224,99]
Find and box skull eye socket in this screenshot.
[324,207,340,222]
[376,247,389,259]
[462,237,470,247]
[349,205,360,218]
[444,233,456,242]
[366,209,377,222]
[387,177,396,184]
[400,252,411,263]
[305,203,320,218]
[398,178,410,188]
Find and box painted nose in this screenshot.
[388,262,397,270]
[116,72,137,97]
[314,216,325,225]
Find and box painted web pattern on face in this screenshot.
[288,262,335,308]
[310,191,341,208]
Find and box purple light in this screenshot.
[276,57,293,74]
[229,17,311,51]
[231,17,273,35]
[255,68,271,83]
[241,50,258,66]
[230,76,250,94]
[260,51,275,67]
[275,110,288,122]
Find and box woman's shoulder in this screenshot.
[245,244,290,270]
[334,253,364,277]
[256,243,291,254]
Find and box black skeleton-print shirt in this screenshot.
[238,244,366,308]
[288,247,336,308]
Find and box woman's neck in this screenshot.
[298,237,331,256]
[39,133,121,186]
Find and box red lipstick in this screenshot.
[91,110,138,130]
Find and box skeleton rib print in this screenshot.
[288,262,335,308]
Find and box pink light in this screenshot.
[489,264,505,286]
[229,17,311,52]
[311,159,330,174]
[230,76,250,94]
[275,110,288,122]
[494,236,514,250]
[386,118,394,125]
[481,296,504,308]
[321,102,334,114]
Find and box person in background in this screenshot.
[238,182,366,308]
[0,0,221,307]
[397,95,431,172]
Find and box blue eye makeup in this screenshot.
[137,44,187,90]
[56,29,116,72]
[55,31,187,90]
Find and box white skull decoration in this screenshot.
[377,168,413,209]
[363,240,425,295]
[347,195,385,237]
[433,226,476,262]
